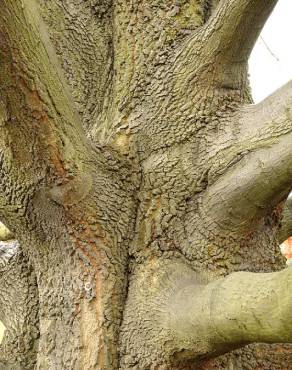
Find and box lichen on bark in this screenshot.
[0,0,292,369]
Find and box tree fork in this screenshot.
[196,81,292,236]
[1,0,292,369]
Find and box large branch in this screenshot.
[167,265,292,360]
[121,259,292,367]
[174,0,278,94]
[198,81,292,233]
[203,0,278,88]
[0,5,139,366]
[279,196,292,243]
[0,0,99,228]
[205,0,278,62]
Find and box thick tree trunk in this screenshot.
[0,0,292,369]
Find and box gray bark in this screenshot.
[0,0,292,369]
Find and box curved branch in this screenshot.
[167,265,292,360]
[175,0,278,93]
[198,81,292,233]
[205,0,278,61]
[0,0,85,138]
[279,197,292,243]
[202,0,278,89]
[0,241,39,369]
[121,259,292,367]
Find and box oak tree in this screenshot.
[0,0,292,369]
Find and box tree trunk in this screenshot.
[0,0,292,369]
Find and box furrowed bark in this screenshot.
[0,0,92,230]
[38,1,114,137]
[120,80,292,369]
[1,0,292,369]
[0,1,138,368]
[95,0,219,141]
[0,240,39,370]
[117,3,292,365]
[197,81,292,235]
[279,196,292,243]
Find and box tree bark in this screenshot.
[1,0,292,369]
[0,240,38,369]
[279,196,292,243]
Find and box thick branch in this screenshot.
[0,0,85,139]
[0,4,138,367]
[0,0,100,227]
[206,0,278,60]
[176,0,278,93]
[199,81,292,233]
[168,266,292,360]
[279,197,292,243]
[203,0,278,86]
[120,259,292,367]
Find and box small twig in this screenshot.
[260,36,280,62]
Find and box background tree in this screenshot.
[0,0,292,369]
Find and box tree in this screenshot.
[0,0,292,368]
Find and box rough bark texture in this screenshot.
[0,240,38,369]
[279,197,292,243]
[0,0,292,369]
